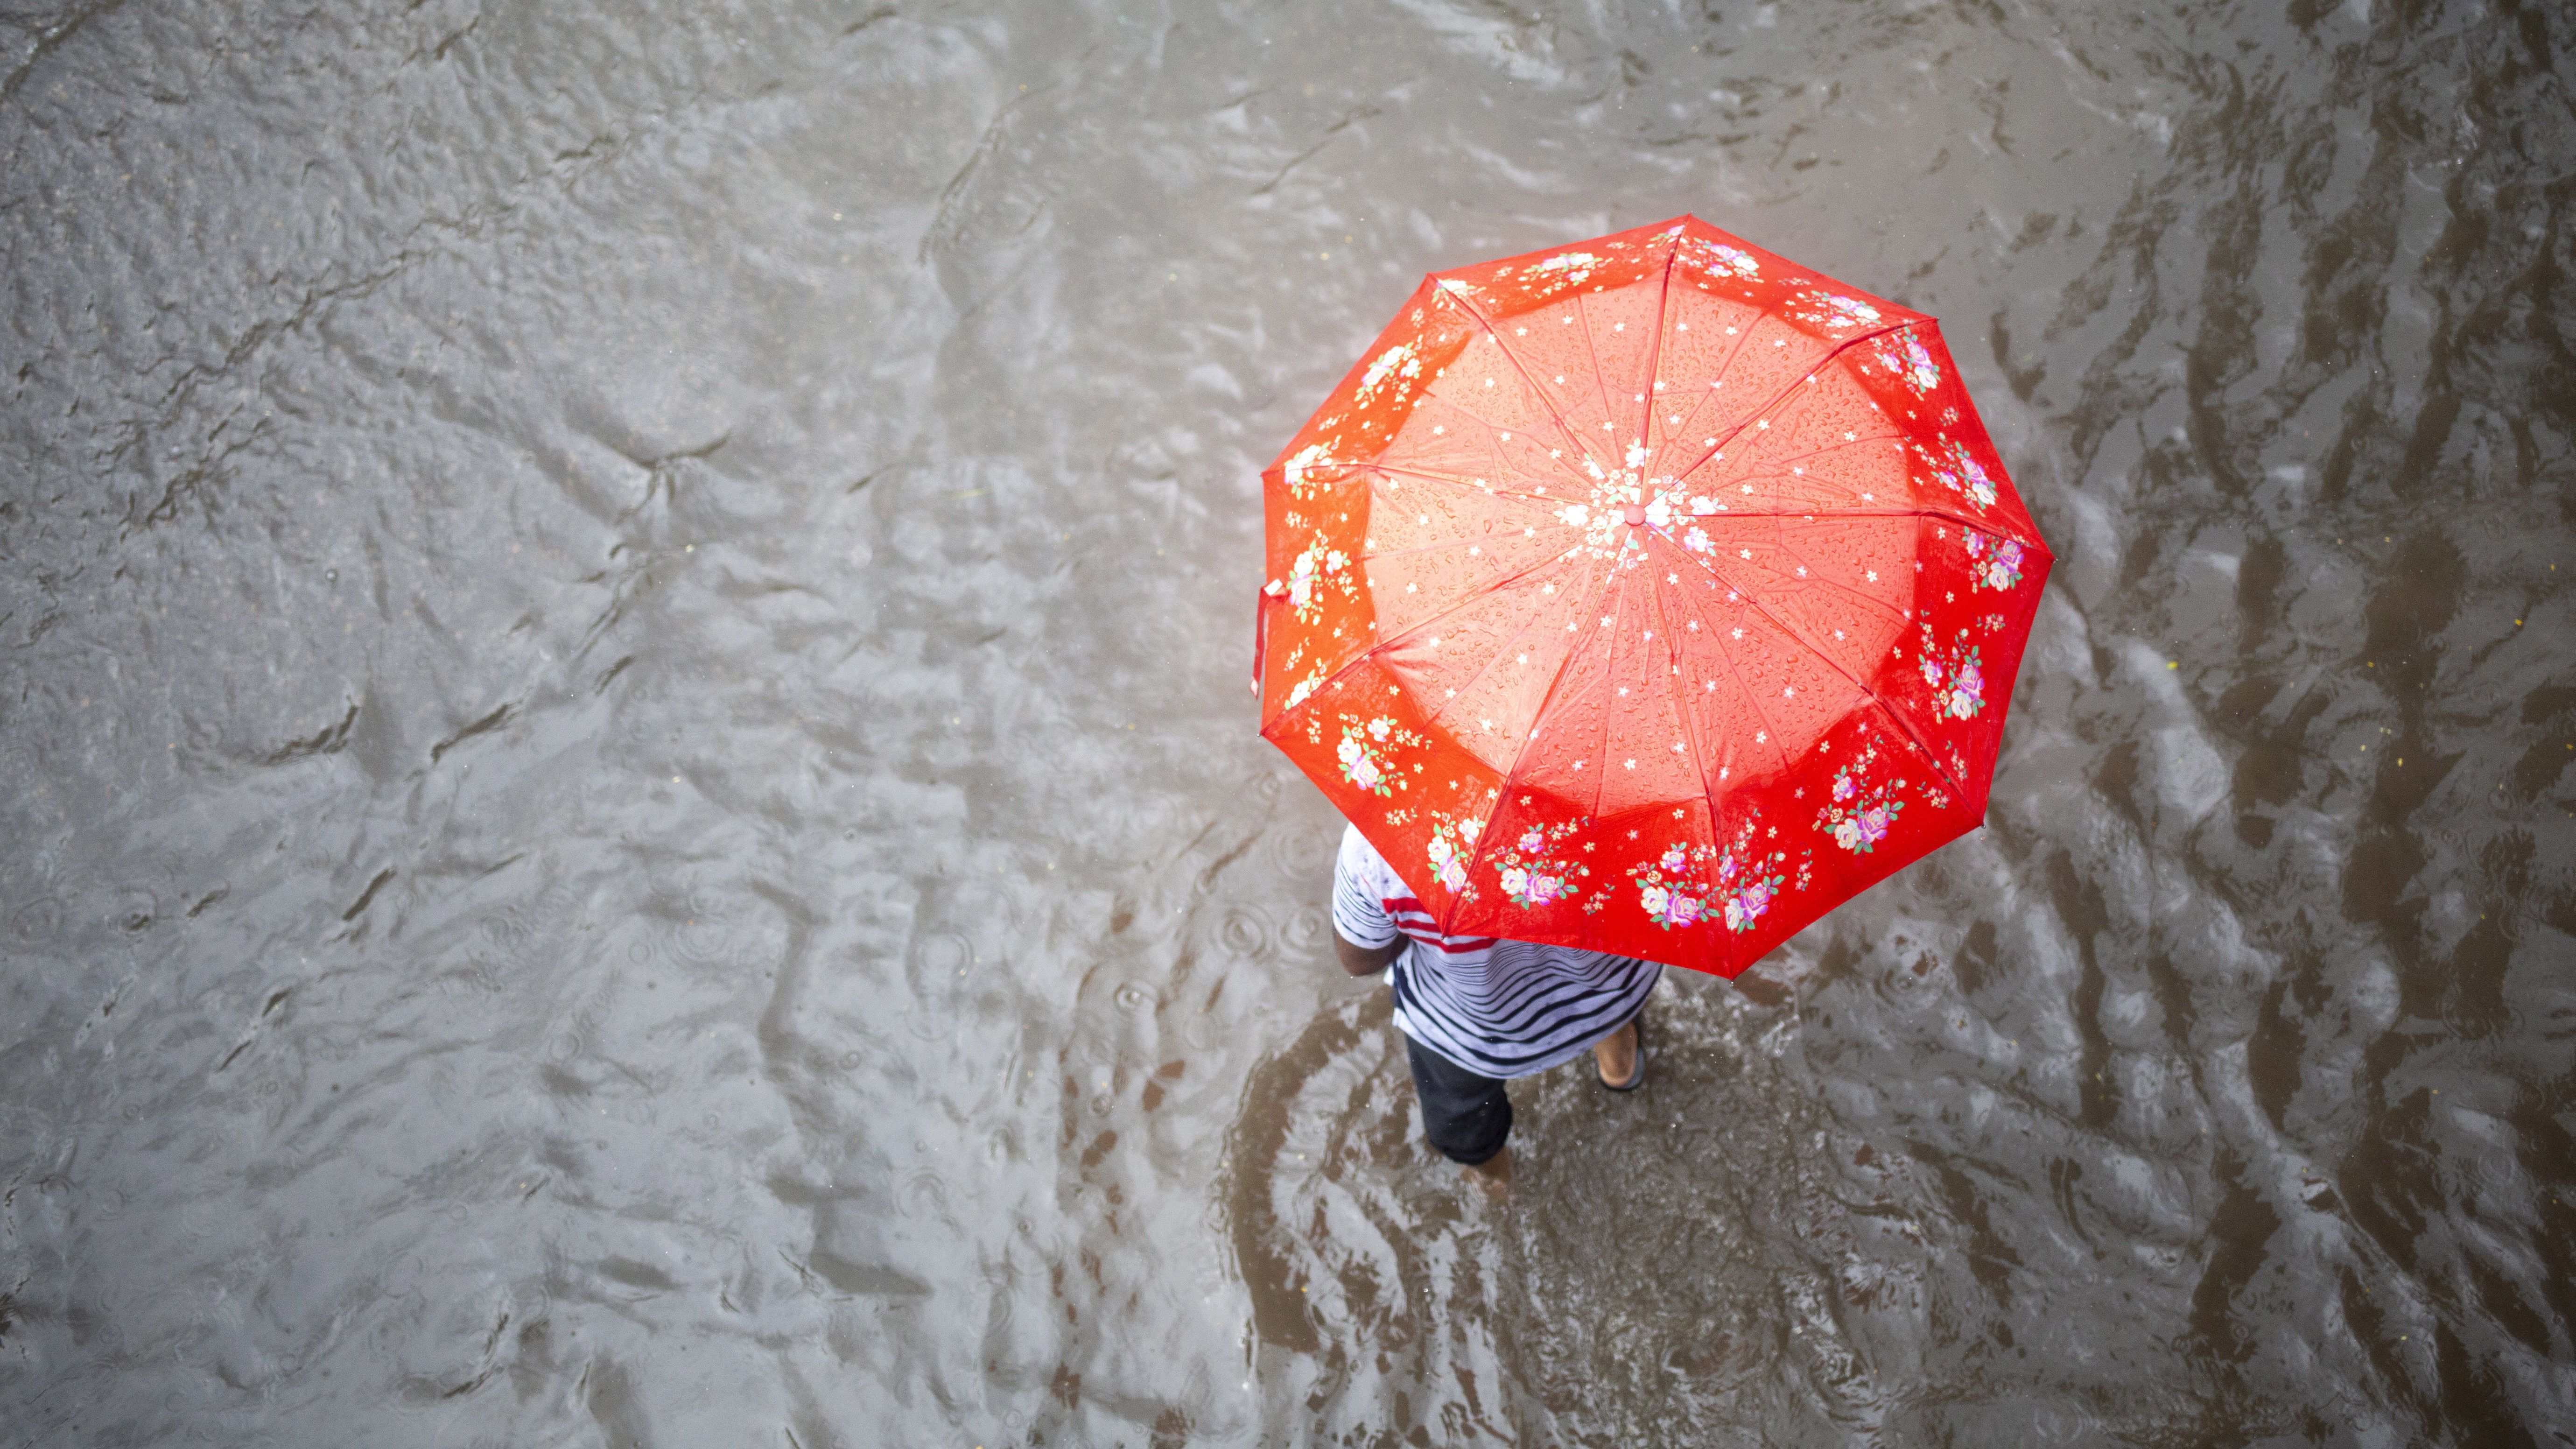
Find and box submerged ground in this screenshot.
[2,0,2571,1443]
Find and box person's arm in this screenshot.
[1329,824,1405,978]
[1334,931,1403,977]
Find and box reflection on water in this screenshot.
[2,0,2570,1443]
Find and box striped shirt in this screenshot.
[1332,825,1660,1079]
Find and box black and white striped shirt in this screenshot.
[1332,826,1661,1079]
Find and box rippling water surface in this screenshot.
[4,0,2572,1443]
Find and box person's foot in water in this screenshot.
[1595,1017,1642,1090]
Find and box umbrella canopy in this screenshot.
[1256,216,2054,978]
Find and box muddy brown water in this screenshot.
[3,1,2572,1444]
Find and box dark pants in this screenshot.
[1405,1034,1512,1165]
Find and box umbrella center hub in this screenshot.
[1622,504,1648,527]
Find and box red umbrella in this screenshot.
[1255,216,2053,978]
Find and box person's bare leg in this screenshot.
[1467,1143,1513,1196]
[1594,1019,1639,1089]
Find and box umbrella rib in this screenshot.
[1662,323,1909,485]
[1644,561,1723,806]
[1375,419,1575,507]
[1664,503,2039,537]
[1770,562,1915,633]
[1708,429,1906,474]
[1686,567,1800,778]
[1683,429,1909,494]
[1320,482,1575,665]
[1643,568,1743,978]
[1411,584,1572,735]
[1652,301,1767,470]
[1674,542,1967,797]
[1669,374,2051,550]
[1344,545,1584,669]
[1922,504,2051,546]
[1727,529,1919,627]
[1675,432,1981,516]
[1432,286,1610,489]
[1635,239,1679,449]
[1364,463,1568,513]
[1365,461,1502,489]
[1572,276,1619,452]
[1260,553,1563,752]
[1450,560,1621,920]
[1361,464,1562,557]
[1689,509,2040,627]
[1578,563,1628,824]
[1644,573,1722,826]
[1364,533,1564,564]
[1668,505,1916,522]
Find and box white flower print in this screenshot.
[1335,714,1426,798]
[1490,818,1585,907]
[1681,238,1760,280]
[1719,869,1777,932]
[1283,665,1324,711]
[1924,439,1998,510]
[1425,811,1488,896]
[1791,290,1883,332]
[1526,251,1604,290]
[1287,535,1353,623]
[1814,746,1908,855]
[1628,840,1734,930]
[1963,531,2026,591]
[1279,441,1338,498]
[1916,626,1987,720]
[1875,331,1941,395]
[1540,448,1692,562]
[1354,342,1421,407]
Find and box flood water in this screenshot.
[4,0,2572,1443]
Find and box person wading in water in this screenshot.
[1327,823,1651,1184]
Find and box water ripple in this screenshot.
[2,0,2570,1443]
